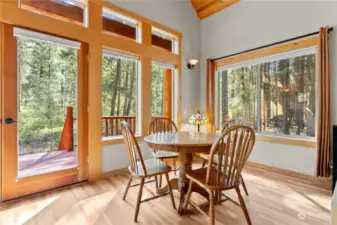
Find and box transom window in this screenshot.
[20,0,87,26]
[102,8,140,42]
[152,27,178,54]
[216,47,317,139]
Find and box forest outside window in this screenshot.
[14,28,81,177]
[151,61,175,119]
[152,27,178,53]
[102,8,139,42]
[216,47,317,140]
[102,50,139,140]
[20,0,87,26]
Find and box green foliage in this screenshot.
[151,65,164,116]
[219,54,316,137]
[18,38,77,154]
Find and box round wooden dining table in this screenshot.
[144,131,219,214]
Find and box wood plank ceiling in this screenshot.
[190,0,240,20]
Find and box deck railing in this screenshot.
[102,116,165,137]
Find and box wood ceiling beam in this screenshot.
[190,0,240,20]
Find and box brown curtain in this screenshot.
[206,59,215,133]
[316,27,331,178]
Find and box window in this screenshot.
[216,47,317,139]
[151,61,175,119]
[152,27,178,53]
[102,50,139,139]
[102,8,139,42]
[20,0,87,26]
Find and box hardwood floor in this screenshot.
[0,164,331,225]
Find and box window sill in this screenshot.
[102,135,143,146]
[215,130,316,148]
[256,134,316,148]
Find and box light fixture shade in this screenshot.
[189,111,209,125]
[187,59,198,69]
[189,59,198,65]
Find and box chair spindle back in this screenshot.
[121,121,147,176]
[221,118,246,133]
[207,125,255,188]
[149,118,178,134]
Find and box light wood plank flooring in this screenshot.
[0,164,331,225]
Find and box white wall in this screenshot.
[200,0,337,175]
[103,0,200,172]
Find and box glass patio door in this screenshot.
[1,24,88,201]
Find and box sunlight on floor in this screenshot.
[0,195,59,225]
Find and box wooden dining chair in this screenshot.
[121,121,176,222]
[184,125,256,225]
[198,118,250,196]
[149,118,179,188]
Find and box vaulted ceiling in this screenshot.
[190,0,240,20]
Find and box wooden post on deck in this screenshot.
[58,107,74,151]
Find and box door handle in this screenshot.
[5,117,19,124]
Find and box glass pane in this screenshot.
[20,0,86,25]
[260,54,316,138]
[151,64,164,116]
[102,54,138,138]
[17,37,78,178]
[152,27,174,52]
[217,50,316,139]
[102,8,137,41]
[218,66,258,130]
[152,34,172,52]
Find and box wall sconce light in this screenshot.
[187,59,198,69]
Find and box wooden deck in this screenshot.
[0,163,331,225]
[18,150,77,178]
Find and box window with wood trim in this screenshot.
[216,47,317,139]
[152,27,178,53]
[102,8,139,42]
[20,0,87,26]
[102,50,139,139]
[151,62,175,119]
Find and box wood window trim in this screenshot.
[208,37,320,147]
[214,36,319,68]
[0,0,183,186]
[215,129,316,148]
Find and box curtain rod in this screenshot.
[211,27,334,62]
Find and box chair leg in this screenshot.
[209,190,215,225]
[165,173,176,210]
[183,180,193,213]
[235,187,252,225]
[159,174,162,188]
[134,178,145,222]
[202,159,207,168]
[241,175,249,196]
[123,175,133,200]
[154,176,159,190]
[173,159,177,175]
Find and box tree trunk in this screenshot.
[116,92,121,116]
[296,56,305,135]
[126,63,136,115]
[110,59,121,116]
[221,70,228,125]
[281,59,290,134]
[123,64,130,115]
